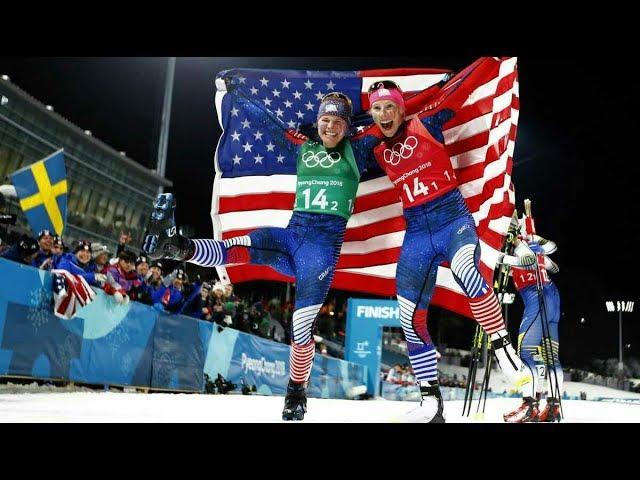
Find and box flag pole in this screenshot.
[157,57,176,193]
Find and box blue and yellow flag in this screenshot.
[10,149,68,236]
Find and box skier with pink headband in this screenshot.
[362,80,532,423]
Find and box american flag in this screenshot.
[51,269,97,320]
[211,58,519,318]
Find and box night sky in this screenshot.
[0,56,637,368]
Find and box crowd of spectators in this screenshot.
[438,373,468,389]
[382,363,469,390]
[0,228,350,358]
[384,364,417,386]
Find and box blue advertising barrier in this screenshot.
[0,258,208,392]
[203,325,368,399]
[345,298,401,397]
[0,258,368,398]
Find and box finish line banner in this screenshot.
[345,298,401,397]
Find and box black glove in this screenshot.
[142,193,195,261]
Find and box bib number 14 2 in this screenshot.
[302,188,338,211]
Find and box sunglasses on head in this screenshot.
[320,92,353,108]
[367,80,402,95]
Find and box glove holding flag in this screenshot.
[51,269,97,320]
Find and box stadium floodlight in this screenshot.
[119,151,126,156]
[1,96,8,106]
[605,300,635,375]
[84,130,92,136]
[45,105,54,111]
[1,75,9,81]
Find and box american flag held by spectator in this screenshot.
[51,269,97,320]
[211,57,519,318]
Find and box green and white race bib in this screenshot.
[294,139,360,220]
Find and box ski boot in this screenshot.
[142,193,194,261]
[404,383,446,423]
[491,332,533,388]
[538,397,562,423]
[503,397,539,423]
[282,380,307,421]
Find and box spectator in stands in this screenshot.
[136,255,149,278]
[155,268,187,313]
[116,231,132,257]
[257,303,272,338]
[221,289,238,326]
[49,235,66,269]
[179,279,210,320]
[0,235,39,265]
[32,229,54,270]
[51,235,64,255]
[209,282,229,325]
[224,283,236,302]
[56,240,107,287]
[125,255,151,304]
[248,303,264,336]
[386,364,404,384]
[268,314,286,343]
[402,367,416,386]
[236,305,251,332]
[104,250,140,300]
[146,260,165,302]
[91,243,112,274]
[147,260,163,284]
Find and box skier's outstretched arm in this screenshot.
[498,239,537,268]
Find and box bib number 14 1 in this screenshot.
[403,177,437,203]
[402,171,452,203]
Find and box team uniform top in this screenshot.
[371,116,458,209]
[293,138,360,220]
[511,241,553,290]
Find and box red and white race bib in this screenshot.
[512,254,550,290]
[373,117,458,209]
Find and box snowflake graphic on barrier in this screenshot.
[106,324,131,359]
[154,351,176,386]
[27,287,51,333]
[57,335,78,372]
[120,352,133,374]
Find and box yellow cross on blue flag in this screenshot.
[10,149,68,236]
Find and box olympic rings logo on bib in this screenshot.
[383,136,418,166]
[302,150,342,168]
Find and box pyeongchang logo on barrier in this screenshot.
[241,353,286,378]
[354,340,372,359]
[356,305,399,319]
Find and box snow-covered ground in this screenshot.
[1,383,639,422]
[437,363,640,400]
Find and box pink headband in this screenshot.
[369,87,405,109]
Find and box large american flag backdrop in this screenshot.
[211,57,519,318]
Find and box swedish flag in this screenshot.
[10,149,68,236]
